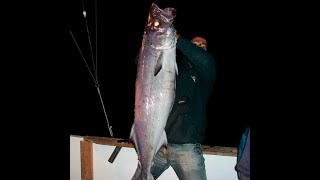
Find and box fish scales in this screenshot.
[129,3,178,180]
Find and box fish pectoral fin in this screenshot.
[154,51,164,76]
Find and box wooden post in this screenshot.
[80,140,93,180]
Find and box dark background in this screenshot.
[66,0,254,147]
[6,0,313,179]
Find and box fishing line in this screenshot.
[82,0,97,82]
[70,0,113,137]
[70,30,97,85]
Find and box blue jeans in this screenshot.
[131,143,207,180]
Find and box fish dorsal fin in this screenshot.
[129,124,139,155]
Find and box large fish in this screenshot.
[129,3,178,180]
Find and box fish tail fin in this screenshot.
[136,173,154,180]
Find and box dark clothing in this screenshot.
[132,35,215,180]
[165,35,216,144]
[235,128,250,180]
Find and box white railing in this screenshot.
[70,135,238,180]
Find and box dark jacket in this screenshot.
[165,35,216,144]
[235,128,250,180]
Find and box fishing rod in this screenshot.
[69,0,113,138]
[70,0,125,164]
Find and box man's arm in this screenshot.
[176,35,216,84]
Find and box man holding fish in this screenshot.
[130,3,216,180]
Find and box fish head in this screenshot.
[144,3,176,49]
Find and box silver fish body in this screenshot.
[129,3,178,180]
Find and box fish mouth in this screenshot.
[150,3,176,23]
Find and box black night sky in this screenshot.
[66,0,254,147]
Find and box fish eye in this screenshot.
[154,20,160,27]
